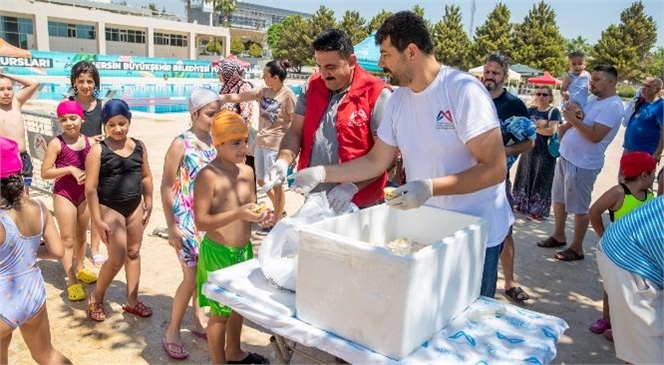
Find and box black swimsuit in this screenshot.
[98,138,143,218]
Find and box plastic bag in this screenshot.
[258,191,357,291]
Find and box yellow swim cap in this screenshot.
[211,111,249,146]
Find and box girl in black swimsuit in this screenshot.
[84,99,154,322]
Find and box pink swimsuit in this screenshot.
[52,135,90,207]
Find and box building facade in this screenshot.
[190,0,312,30]
[0,0,230,59]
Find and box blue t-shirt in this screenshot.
[623,98,664,155]
[602,197,664,288]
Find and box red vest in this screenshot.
[298,66,390,207]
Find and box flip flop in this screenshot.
[191,329,207,340]
[122,301,153,318]
[536,236,566,248]
[162,338,189,360]
[87,302,105,322]
[76,268,98,284]
[505,286,530,302]
[227,352,270,364]
[92,253,107,268]
[67,283,86,301]
[554,248,585,261]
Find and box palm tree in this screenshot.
[565,36,590,54]
[217,0,237,27]
[204,0,236,27]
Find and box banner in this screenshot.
[0,47,218,79]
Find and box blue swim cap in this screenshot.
[102,99,132,125]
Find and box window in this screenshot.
[105,27,145,43]
[1,16,33,49]
[48,21,95,39]
[154,32,187,47]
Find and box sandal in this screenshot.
[68,283,86,301]
[505,286,530,302]
[537,236,566,248]
[191,329,207,340]
[554,248,585,261]
[589,318,611,334]
[122,301,153,318]
[162,338,189,359]
[227,352,270,364]
[87,302,106,322]
[76,268,98,284]
[92,253,107,268]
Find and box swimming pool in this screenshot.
[35,82,303,114]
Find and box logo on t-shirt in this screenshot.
[435,110,454,129]
[349,109,369,127]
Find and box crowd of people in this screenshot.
[0,10,662,365]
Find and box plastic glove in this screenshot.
[265,159,289,187]
[327,182,359,213]
[386,179,433,210]
[291,165,325,196]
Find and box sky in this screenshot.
[124,0,664,48]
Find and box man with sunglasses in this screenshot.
[623,77,663,164]
[483,53,536,303]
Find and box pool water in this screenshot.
[35,83,303,114]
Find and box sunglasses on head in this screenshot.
[535,92,550,97]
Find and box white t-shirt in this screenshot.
[377,66,514,248]
[559,95,623,170]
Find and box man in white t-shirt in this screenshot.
[537,65,624,262]
[289,11,513,298]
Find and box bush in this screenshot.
[616,84,638,99]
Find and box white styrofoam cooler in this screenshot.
[296,204,487,360]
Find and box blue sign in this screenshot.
[0,50,217,79]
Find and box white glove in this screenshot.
[291,166,326,196]
[386,179,433,210]
[265,159,289,187]
[327,183,359,213]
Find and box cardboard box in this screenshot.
[296,204,487,359]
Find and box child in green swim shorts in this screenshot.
[194,111,274,364]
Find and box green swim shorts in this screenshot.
[197,235,253,317]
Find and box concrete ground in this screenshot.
[7,103,635,364]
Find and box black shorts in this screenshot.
[20,151,33,187]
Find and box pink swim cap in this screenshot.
[56,100,85,119]
[0,137,22,178]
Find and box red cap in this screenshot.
[620,152,656,179]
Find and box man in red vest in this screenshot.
[265,29,392,212]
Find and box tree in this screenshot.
[310,5,337,38]
[340,10,368,45]
[216,0,237,27]
[511,1,566,76]
[147,2,158,15]
[470,2,514,65]
[432,5,471,70]
[230,38,244,55]
[367,10,392,34]
[644,47,664,78]
[565,36,590,54]
[248,43,263,58]
[266,23,283,50]
[204,0,236,26]
[592,1,658,81]
[206,38,223,55]
[412,5,433,33]
[273,15,313,73]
